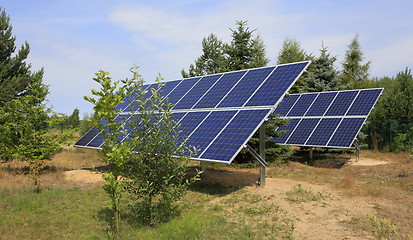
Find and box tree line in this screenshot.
[182,20,413,154]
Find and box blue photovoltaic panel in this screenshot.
[245,62,310,106]
[166,77,201,105]
[117,84,150,112]
[287,94,318,117]
[327,118,365,147]
[273,88,383,148]
[75,61,311,163]
[325,91,358,116]
[346,89,382,116]
[273,95,300,116]
[86,133,105,148]
[273,118,301,144]
[305,118,341,146]
[193,71,247,109]
[184,111,237,157]
[305,92,337,116]
[174,75,222,110]
[74,127,99,146]
[199,109,270,162]
[286,118,320,145]
[217,67,275,108]
[176,111,209,143]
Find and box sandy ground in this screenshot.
[63,158,391,239]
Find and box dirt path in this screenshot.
[247,178,375,239]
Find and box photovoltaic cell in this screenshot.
[166,77,201,105]
[273,118,301,144]
[327,118,365,147]
[174,75,221,110]
[305,92,337,116]
[325,91,358,116]
[199,109,270,162]
[75,127,99,146]
[217,67,275,108]
[287,94,317,117]
[245,62,310,106]
[346,89,382,116]
[193,71,247,109]
[305,118,341,146]
[176,111,209,144]
[272,95,300,116]
[185,110,237,157]
[286,118,320,145]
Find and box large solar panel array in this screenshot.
[273,88,383,148]
[75,61,311,163]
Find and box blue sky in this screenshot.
[2,0,413,116]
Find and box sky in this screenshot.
[2,0,413,117]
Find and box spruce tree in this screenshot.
[181,21,269,77]
[341,34,371,88]
[0,8,64,192]
[0,8,41,105]
[277,38,312,93]
[224,20,269,71]
[302,45,346,93]
[181,34,226,78]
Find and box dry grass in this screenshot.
[267,150,413,238]
[0,147,102,191]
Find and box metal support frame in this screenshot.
[246,124,268,187]
[353,140,361,162]
[309,148,313,160]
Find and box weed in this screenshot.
[285,184,324,203]
[367,214,399,240]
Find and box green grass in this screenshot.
[0,187,108,239]
[0,185,296,240]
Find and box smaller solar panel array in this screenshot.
[75,61,311,163]
[273,88,383,148]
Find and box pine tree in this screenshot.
[0,8,41,105]
[302,45,346,93]
[181,34,226,78]
[341,34,371,88]
[181,21,269,77]
[224,20,269,71]
[277,38,312,93]
[0,8,64,192]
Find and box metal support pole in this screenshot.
[200,161,210,173]
[259,124,266,187]
[309,148,313,160]
[353,140,360,162]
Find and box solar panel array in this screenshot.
[75,61,310,163]
[273,88,383,148]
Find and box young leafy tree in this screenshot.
[84,68,137,235]
[341,34,371,88]
[12,80,66,193]
[124,78,200,225]
[85,67,200,232]
[302,44,346,92]
[277,38,313,93]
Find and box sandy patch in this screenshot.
[63,169,105,184]
[347,158,388,166]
